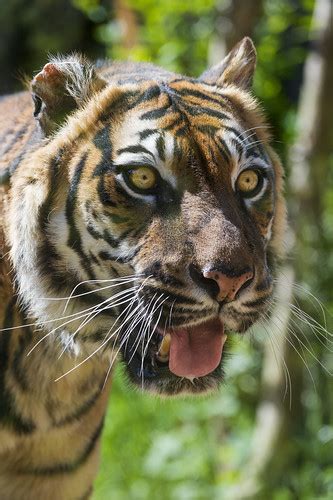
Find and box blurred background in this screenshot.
[1,0,332,498]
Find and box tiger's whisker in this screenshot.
[62,275,141,312]
[260,317,292,407]
[29,287,138,357]
[39,276,140,303]
[267,313,318,389]
[58,292,138,358]
[54,298,140,382]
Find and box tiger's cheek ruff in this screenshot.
[6,86,144,344]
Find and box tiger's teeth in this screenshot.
[156,333,171,362]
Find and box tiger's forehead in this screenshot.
[109,80,271,183]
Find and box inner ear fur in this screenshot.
[31,54,107,135]
[200,37,257,90]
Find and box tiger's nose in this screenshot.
[203,268,254,302]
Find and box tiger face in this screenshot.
[9,38,286,396]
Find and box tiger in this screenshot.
[0,37,286,499]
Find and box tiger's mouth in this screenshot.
[121,317,228,395]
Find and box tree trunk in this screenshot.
[114,0,139,52]
[208,0,263,65]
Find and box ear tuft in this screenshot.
[200,37,257,90]
[31,54,107,135]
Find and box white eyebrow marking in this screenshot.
[114,113,178,188]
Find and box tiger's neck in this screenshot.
[0,195,111,499]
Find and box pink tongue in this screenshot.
[168,318,226,378]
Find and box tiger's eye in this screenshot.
[237,169,260,195]
[129,166,157,191]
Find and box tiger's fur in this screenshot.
[0,38,286,498]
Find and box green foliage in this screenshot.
[96,0,216,76]
[254,0,314,159]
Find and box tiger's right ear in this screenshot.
[31,55,107,135]
[199,37,256,90]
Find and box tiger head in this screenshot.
[9,38,286,395]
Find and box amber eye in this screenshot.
[127,166,157,192]
[236,169,262,197]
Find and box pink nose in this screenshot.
[203,269,254,302]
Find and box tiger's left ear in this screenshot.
[200,37,256,90]
[31,54,107,135]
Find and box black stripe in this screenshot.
[151,272,184,288]
[98,250,118,261]
[156,134,165,162]
[142,263,184,288]
[0,298,36,434]
[175,87,225,107]
[226,308,259,322]
[116,248,139,263]
[139,129,158,140]
[89,251,100,265]
[224,126,244,140]
[169,77,197,85]
[107,212,130,224]
[217,137,232,158]
[171,307,212,315]
[197,124,219,135]
[164,118,182,132]
[103,229,120,248]
[174,126,188,137]
[216,139,231,164]
[127,85,161,109]
[66,153,96,280]
[97,175,117,207]
[246,147,262,159]
[11,327,33,392]
[86,222,102,240]
[231,137,243,157]
[53,386,103,427]
[92,125,113,177]
[140,106,170,120]
[117,144,155,159]
[87,223,129,249]
[142,286,198,305]
[38,153,62,232]
[181,104,230,122]
[37,241,94,298]
[243,296,270,308]
[20,419,104,475]
[98,90,141,122]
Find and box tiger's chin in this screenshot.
[120,316,230,396]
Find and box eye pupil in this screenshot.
[237,169,262,197]
[127,166,157,192]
